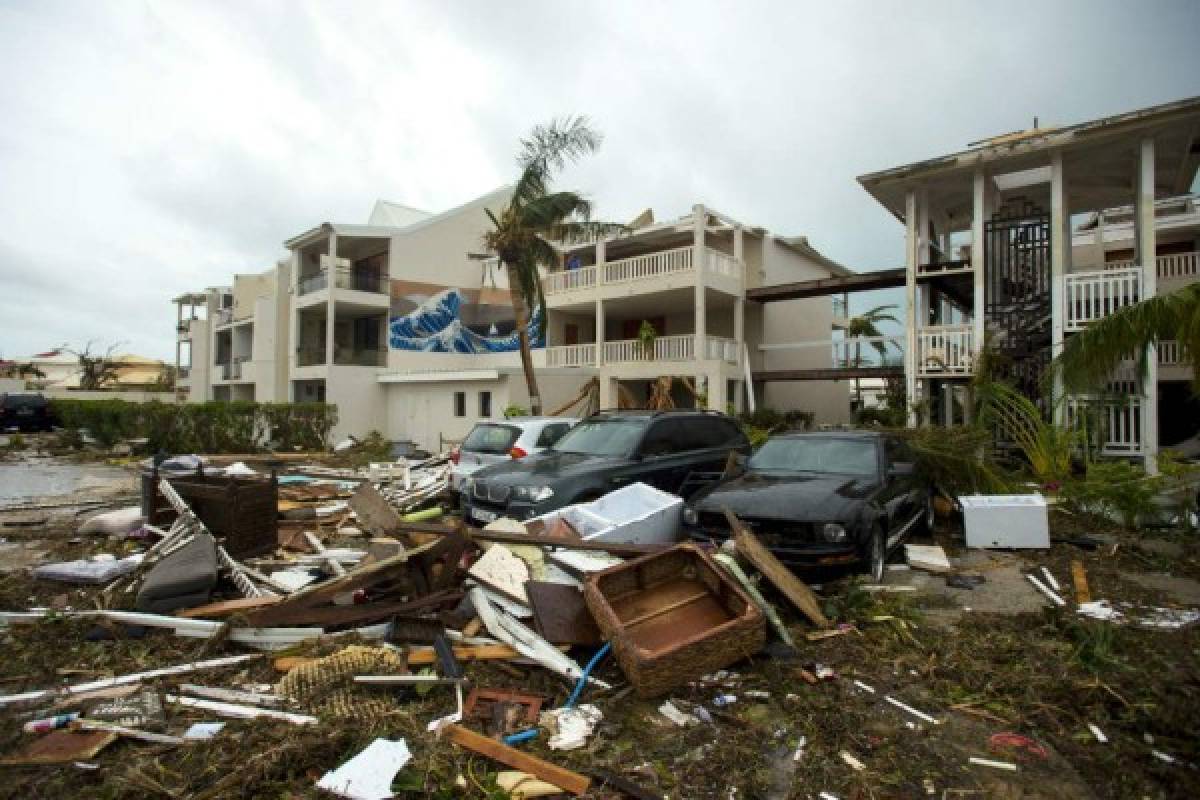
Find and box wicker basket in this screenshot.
[583,543,765,697]
[142,468,278,559]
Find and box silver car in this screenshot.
[449,417,578,490]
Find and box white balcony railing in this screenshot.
[545,343,596,368]
[603,334,695,364]
[1158,339,1184,366]
[1066,395,1144,456]
[705,336,739,363]
[604,246,693,284]
[1157,251,1199,281]
[703,249,740,279]
[1066,266,1142,331]
[917,325,974,375]
[214,308,233,327]
[544,267,596,294]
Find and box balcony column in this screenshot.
[733,224,744,286]
[693,204,707,364]
[970,168,993,361]
[1137,136,1158,472]
[594,298,604,367]
[904,189,919,427]
[1050,151,1070,425]
[733,297,744,354]
[325,234,337,367]
[595,238,606,286]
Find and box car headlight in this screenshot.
[682,508,698,526]
[822,523,847,543]
[513,485,555,503]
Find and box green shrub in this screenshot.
[502,404,529,418]
[47,399,337,454]
[1061,459,1160,528]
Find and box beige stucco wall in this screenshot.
[325,366,386,441]
[386,188,513,288]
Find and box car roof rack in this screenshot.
[589,408,726,417]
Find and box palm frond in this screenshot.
[519,191,593,229]
[1054,282,1200,393]
[543,220,629,245]
[512,116,602,207]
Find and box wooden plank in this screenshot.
[753,366,904,382]
[443,724,591,796]
[727,509,831,628]
[400,521,663,557]
[1071,560,1092,604]
[177,596,281,619]
[746,268,905,302]
[273,644,526,673]
[348,483,403,537]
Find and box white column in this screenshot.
[1138,137,1158,472]
[693,204,707,363]
[904,190,919,427]
[971,168,990,357]
[1050,151,1069,425]
[325,235,337,367]
[733,224,744,287]
[594,298,604,366]
[707,371,725,411]
[595,238,606,285]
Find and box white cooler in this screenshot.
[959,494,1049,549]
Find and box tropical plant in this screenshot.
[1054,281,1200,394]
[637,320,657,358]
[67,342,121,390]
[974,378,1075,485]
[483,117,625,414]
[846,304,900,410]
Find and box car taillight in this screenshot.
[510,446,528,459]
[449,446,461,465]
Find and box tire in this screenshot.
[866,526,886,583]
[922,491,936,535]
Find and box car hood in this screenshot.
[470,450,629,487]
[690,471,878,521]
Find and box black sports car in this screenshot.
[684,431,931,581]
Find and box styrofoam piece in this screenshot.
[529,482,683,545]
[317,738,412,800]
[904,544,952,573]
[546,549,624,577]
[959,494,1049,549]
[33,554,143,585]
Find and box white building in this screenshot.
[176,189,852,451]
[857,96,1200,467]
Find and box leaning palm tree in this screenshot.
[1054,281,1200,394]
[483,117,625,414]
[846,304,900,411]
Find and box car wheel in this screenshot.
[867,526,886,583]
[922,492,936,534]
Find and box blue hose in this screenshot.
[502,642,612,747]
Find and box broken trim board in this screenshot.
[165,694,317,725]
[0,730,118,765]
[443,724,591,795]
[728,510,830,627]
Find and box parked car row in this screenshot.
[455,409,930,580]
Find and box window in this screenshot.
[748,437,878,476]
[639,420,686,457]
[688,418,745,450]
[552,419,646,457]
[454,392,466,417]
[535,423,570,448]
[479,391,492,418]
[462,424,520,454]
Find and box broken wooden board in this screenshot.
[526,581,603,646]
[1071,559,1092,604]
[176,595,281,619]
[273,644,529,673]
[443,723,591,795]
[727,510,830,628]
[468,545,531,606]
[348,482,403,538]
[0,730,118,764]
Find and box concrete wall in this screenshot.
[325,366,386,442]
[387,187,512,288]
[0,378,26,394]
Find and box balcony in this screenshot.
[544,335,739,368]
[1066,395,1144,456]
[1065,266,1143,331]
[296,346,327,367]
[334,347,387,367]
[298,272,328,295]
[298,269,387,297]
[177,366,190,380]
[917,325,974,376]
[543,246,742,301]
[216,360,244,381]
[1106,251,1199,283]
[213,308,233,327]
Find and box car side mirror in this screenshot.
[888,462,915,478]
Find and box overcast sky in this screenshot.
[1,0,1197,361]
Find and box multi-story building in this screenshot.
[175,189,852,450]
[857,96,1200,468]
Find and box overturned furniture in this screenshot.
[141,467,278,558]
[584,543,765,697]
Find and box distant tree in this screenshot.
[483,117,625,414]
[846,304,900,411]
[68,342,122,390]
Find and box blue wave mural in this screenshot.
[389,288,544,353]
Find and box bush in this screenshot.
[1061,459,1160,528]
[47,399,337,454]
[737,408,814,432]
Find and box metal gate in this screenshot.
[984,199,1051,401]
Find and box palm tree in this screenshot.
[846,304,900,412]
[1054,281,1200,394]
[483,117,624,414]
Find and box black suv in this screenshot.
[0,393,55,432]
[460,409,751,524]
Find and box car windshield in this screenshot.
[462,424,520,455]
[550,419,645,457]
[748,437,877,476]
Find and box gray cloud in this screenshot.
[1,0,1198,359]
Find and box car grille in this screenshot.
[699,512,817,546]
[472,481,511,504]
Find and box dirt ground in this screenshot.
[0,456,1198,799]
